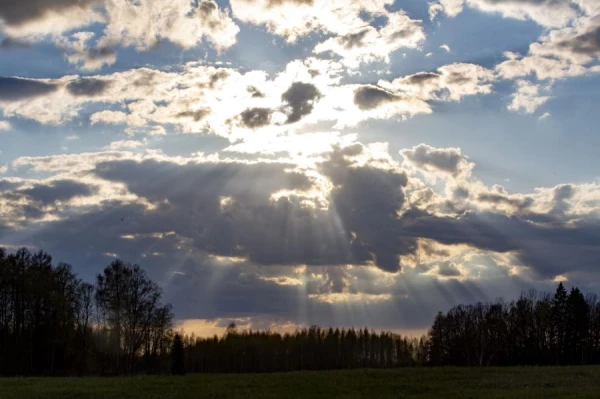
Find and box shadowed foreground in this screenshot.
[2,367,600,398]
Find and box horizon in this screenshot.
[1,0,600,337]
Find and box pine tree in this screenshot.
[552,282,569,364]
[171,333,185,375]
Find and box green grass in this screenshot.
[2,367,600,398]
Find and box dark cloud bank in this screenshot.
[1,145,599,329]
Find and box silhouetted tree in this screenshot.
[0,247,174,376]
[171,334,185,375]
[426,283,600,367]
[96,260,173,374]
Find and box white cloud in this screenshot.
[494,9,600,84]
[1,59,497,142]
[380,63,495,102]
[507,80,551,114]
[91,110,129,125]
[429,0,579,28]
[231,0,425,67]
[313,12,425,67]
[0,0,239,68]
[400,144,474,179]
[106,140,146,150]
[0,121,11,131]
[0,0,104,37]
[99,0,239,52]
[55,32,116,71]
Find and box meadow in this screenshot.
[2,367,600,398]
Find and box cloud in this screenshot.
[0,177,103,227]
[380,63,495,102]
[404,208,600,279]
[240,108,273,128]
[66,78,111,97]
[313,12,425,67]
[99,0,239,52]
[507,80,551,114]
[106,140,146,150]
[4,143,415,273]
[353,86,402,111]
[401,144,474,178]
[539,112,551,120]
[0,120,10,131]
[21,179,98,205]
[531,16,600,64]
[494,11,600,86]
[429,0,579,28]
[56,32,116,71]
[91,110,128,125]
[0,0,103,37]
[12,150,138,173]
[0,37,31,49]
[2,142,600,330]
[281,82,321,123]
[0,77,57,101]
[0,0,238,67]
[231,0,424,67]
[0,58,501,139]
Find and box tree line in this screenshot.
[427,283,600,366]
[180,324,426,373]
[0,248,173,375]
[2,246,600,375]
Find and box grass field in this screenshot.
[2,367,600,398]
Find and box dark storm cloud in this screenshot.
[0,0,94,26]
[5,150,600,330]
[281,82,321,123]
[403,209,600,279]
[14,148,414,273]
[8,147,600,293]
[66,78,110,97]
[0,179,97,226]
[240,107,272,128]
[353,86,399,110]
[21,179,98,205]
[0,77,57,101]
[320,145,413,272]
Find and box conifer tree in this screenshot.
[171,333,185,375]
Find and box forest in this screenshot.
[1,246,600,375]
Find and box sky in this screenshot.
[1,0,600,336]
